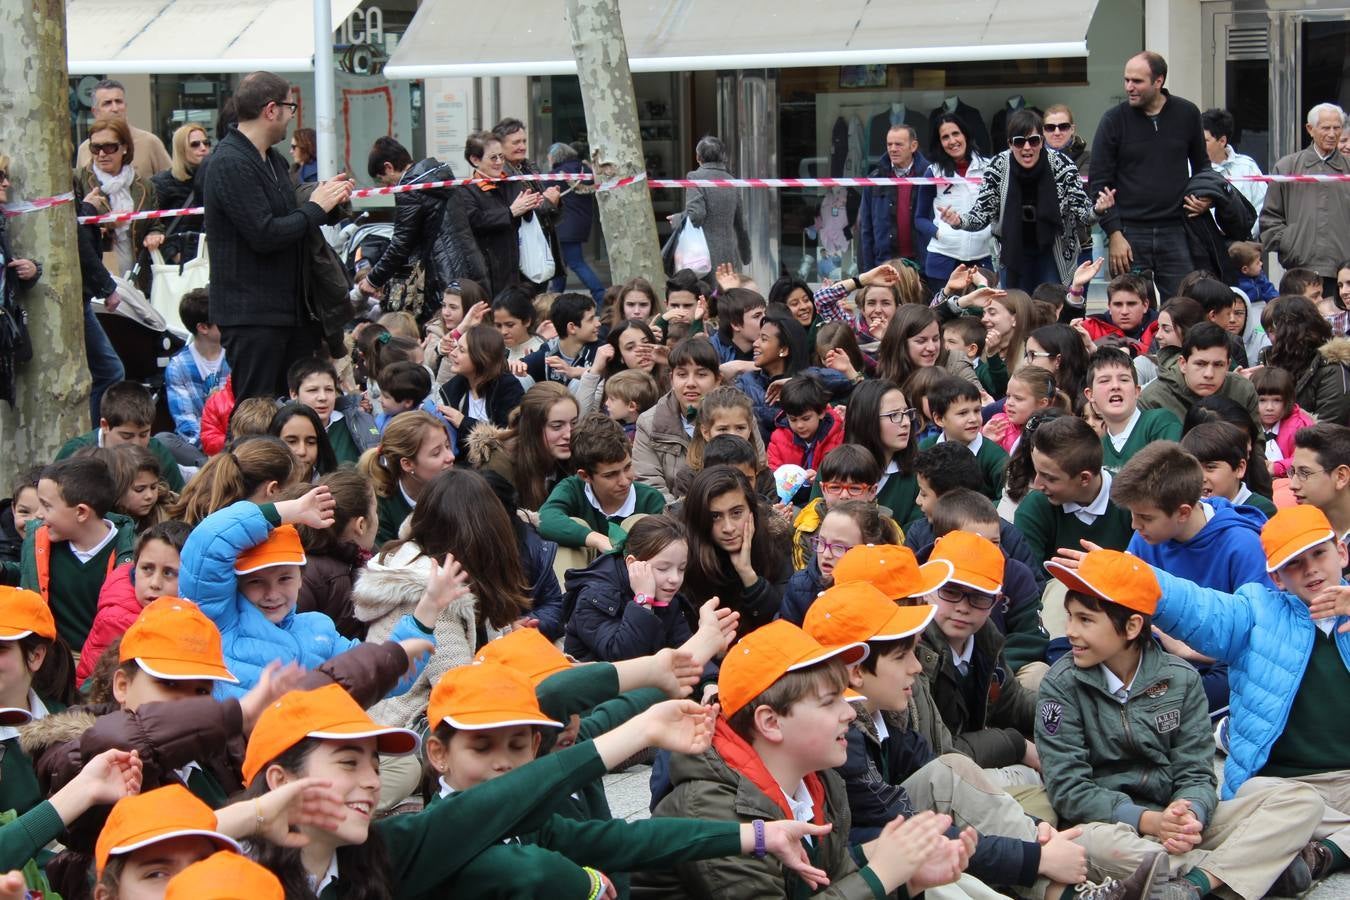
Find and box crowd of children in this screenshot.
[2,247,1350,899]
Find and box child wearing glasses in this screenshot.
[780,499,902,626]
[1290,424,1350,570]
[788,443,898,570]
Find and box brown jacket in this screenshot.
[632,392,692,502]
[74,165,165,267]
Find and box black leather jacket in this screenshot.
[367,157,487,296]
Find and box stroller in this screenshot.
[94,275,189,435]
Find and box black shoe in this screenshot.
[1075,851,1170,900]
[1269,854,1312,897]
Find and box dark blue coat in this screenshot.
[550,159,595,244]
[520,523,565,641]
[562,552,694,662]
[780,558,826,626]
[857,151,931,270]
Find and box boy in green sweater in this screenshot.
[55,381,186,491]
[1083,348,1181,476]
[1038,548,1325,900]
[919,377,1008,502]
[1013,416,1133,569]
[20,457,136,649]
[539,413,666,554]
[287,357,379,466]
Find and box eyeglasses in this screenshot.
[274,101,298,113]
[1024,349,1056,361]
[0,171,8,184]
[935,585,998,610]
[90,142,122,156]
[1010,135,1044,149]
[880,407,919,426]
[807,535,856,557]
[1289,467,1327,483]
[1043,123,1074,133]
[189,139,211,149]
[821,481,872,498]
[484,153,505,162]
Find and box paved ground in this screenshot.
[601,765,1350,897]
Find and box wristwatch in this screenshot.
[633,593,655,608]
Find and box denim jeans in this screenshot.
[549,241,606,305]
[1000,250,1064,293]
[83,303,125,427]
[1120,221,1193,299]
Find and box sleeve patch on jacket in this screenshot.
[1039,701,1063,735]
[1154,709,1181,733]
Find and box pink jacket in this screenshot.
[1270,404,1316,478]
[77,563,144,685]
[985,411,1021,454]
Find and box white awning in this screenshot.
[386,0,1100,79]
[67,0,363,75]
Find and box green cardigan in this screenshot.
[375,487,415,546]
[1013,487,1135,568]
[538,476,666,551]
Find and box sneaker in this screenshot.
[1074,851,1170,900]
[1269,854,1313,897]
[1302,840,1336,882]
[1213,715,1230,755]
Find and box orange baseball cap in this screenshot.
[429,661,562,730]
[803,582,936,648]
[931,532,1004,595]
[833,544,952,600]
[95,784,240,875]
[473,628,573,685]
[0,585,56,641]
[1262,505,1337,572]
[166,851,282,900]
[120,597,238,684]
[242,684,419,785]
[234,525,306,575]
[1045,549,1160,616]
[718,620,867,718]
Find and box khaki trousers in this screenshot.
[1242,770,1350,856]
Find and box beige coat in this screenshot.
[1261,146,1350,278]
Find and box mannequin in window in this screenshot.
[928,96,991,156]
[992,95,1044,148]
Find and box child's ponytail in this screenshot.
[359,411,443,499]
[169,436,295,525]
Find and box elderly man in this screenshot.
[1089,52,1211,298]
[1262,103,1350,294]
[75,79,171,179]
[858,124,930,271]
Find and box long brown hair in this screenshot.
[878,305,948,386]
[383,469,530,629]
[680,466,783,605]
[502,382,577,509]
[357,411,444,499]
[168,436,295,526]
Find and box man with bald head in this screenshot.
[1088,52,1211,298]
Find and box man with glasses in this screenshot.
[1089,52,1211,298]
[1291,424,1350,571]
[204,71,354,400]
[75,79,171,180]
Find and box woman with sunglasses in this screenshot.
[151,124,212,256]
[75,116,165,279]
[938,109,1115,293]
[459,130,543,297]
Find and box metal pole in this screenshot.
[313,0,338,179]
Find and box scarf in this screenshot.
[711,717,826,824]
[94,164,136,274]
[998,151,1060,277]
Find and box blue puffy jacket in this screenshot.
[1151,567,1350,798]
[179,501,431,699]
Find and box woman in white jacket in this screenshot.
[915,113,994,291]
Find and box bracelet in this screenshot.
[1067,286,1086,297]
[852,276,863,291]
[253,798,266,837]
[752,818,767,859]
[633,593,655,608]
[450,329,463,342]
[582,867,605,900]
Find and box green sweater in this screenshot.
[327,417,362,466]
[918,435,1008,502]
[1239,491,1277,518]
[976,355,1010,400]
[1100,408,1183,475]
[375,487,414,546]
[20,516,137,649]
[1013,487,1134,568]
[1260,628,1350,778]
[876,470,922,527]
[0,802,63,875]
[538,476,666,551]
[56,429,185,491]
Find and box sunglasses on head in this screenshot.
[1043,122,1074,132]
[189,139,211,149]
[1010,134,1044,149]
[90,142,122,156]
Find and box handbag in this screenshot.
[149,232,209,334]
[383,258,427,318]
[674,220,712,275]
[518,214,556,284]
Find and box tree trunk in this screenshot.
[0,0,90,486]
[563,0,665,288]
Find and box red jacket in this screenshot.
[1080,312,1159,356]
[767,408,846,472]
[199,375,235,455]
[77,563,142,685]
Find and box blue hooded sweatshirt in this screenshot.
[1125,496,1272,593]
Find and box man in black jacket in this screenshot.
[1089,52,1211,298]
[204,71,352,400]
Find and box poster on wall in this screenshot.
[425,78,474,172]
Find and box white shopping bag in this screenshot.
[518,214,556,284]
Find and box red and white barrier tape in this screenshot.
[5,170,1350,225]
